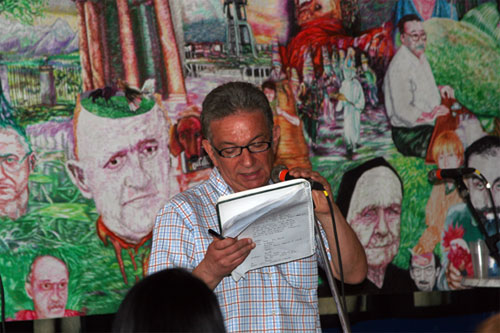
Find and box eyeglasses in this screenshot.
[406,32,427,42]
[411,266,435,276]
[0,153,29,173]
[212,141,272,158]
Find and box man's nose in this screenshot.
[239,147,255,166]
[124,154,151,189]
[0,163,7,178]
[50,288,62,301]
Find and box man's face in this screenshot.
[348,167,402,269]
[294,0,341,26]
[203,111,280,193]
[68,105,172,243]
[0,128,31,204]
[27,257,68,319]
[410,253,439,291]
[437,151,461,169]
[467,149,500,224]
[401,20,427,58]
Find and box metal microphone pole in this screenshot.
[314,219,351,333]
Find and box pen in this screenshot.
[208,228,225,240]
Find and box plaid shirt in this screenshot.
[149,168,328,332]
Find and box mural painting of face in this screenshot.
[0,126,35,220]
[410,252,440,291]
[66,100,174,246]
[401,20,427,59]
[25,256,69,319]
[347,166,403,288]
[467,147,500,221]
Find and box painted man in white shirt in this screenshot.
[383,14,453,158]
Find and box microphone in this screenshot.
[427,167,476,183]
[271,165,325,191]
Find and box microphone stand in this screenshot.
[314,218,351,333]
[455,178,500,266]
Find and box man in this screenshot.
[148,81,367,332]
[409,252,441,292]
[66,87,176,284]
[15,255,82,320]
[383,14,454,158]
[337,157,414,292]
[0,122,35,220]
[439,135,500,290]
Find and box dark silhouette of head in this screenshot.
[113,268,226,332]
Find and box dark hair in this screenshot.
[465,135,500,167]
[397,14,422,33]
[201,81,274,141]
[112,268,226,333]
[261,80,276,92]
[409,252,441,269]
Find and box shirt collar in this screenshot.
[209,167,234,197]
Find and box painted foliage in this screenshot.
[0,0,499,320]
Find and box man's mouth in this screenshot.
[48,304,65,311]
[239,170,262,181]
[123,192,158,206]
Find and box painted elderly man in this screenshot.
[383,14,453,158]
[66,87,176,284]
[15,255,82,320]
[0,122,35,220]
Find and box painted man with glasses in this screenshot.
[148,81,367,332]
[383,14,454,158]
[0,121,35,220]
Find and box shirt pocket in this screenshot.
[278,255,318,290]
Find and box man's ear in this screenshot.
[25,281,33,299]
[272,125,281,151]
[202,139,218,168]
[65,160,93,199]
[28,153,36,172]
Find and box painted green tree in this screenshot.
[0,0,49,122]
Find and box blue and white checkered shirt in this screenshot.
[148,168,328,332]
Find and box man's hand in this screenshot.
[193,237,255,289]
[433,104,450,118]
[284,167,332,217]
[445,261,466,290]
[285,167,367,284]
[438,85,455,100]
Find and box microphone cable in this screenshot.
[0,272,5,333]
[322,190,349,323]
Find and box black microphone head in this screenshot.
[271,165,287,183]
[428,169,438,183]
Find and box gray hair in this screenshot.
[201,81,274,141]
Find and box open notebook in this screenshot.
[216,179,315,281]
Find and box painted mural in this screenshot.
[0,0,499,320]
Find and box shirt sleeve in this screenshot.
[147,200,197,275]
